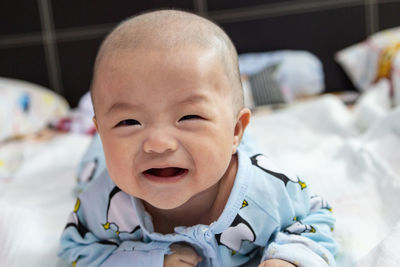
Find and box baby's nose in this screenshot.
[143,129,178,154]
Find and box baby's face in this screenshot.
[93,46,240,209]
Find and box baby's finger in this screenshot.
[170,243,202,265]
[179,254,203,266]
[176,248,202,266]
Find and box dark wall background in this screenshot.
[1,0,400,107]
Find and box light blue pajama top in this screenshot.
[59,135,339,266]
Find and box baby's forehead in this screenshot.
[92,49,236,113]
[96,44,230,89]
[96,42,223,77]
[92,10,242,113]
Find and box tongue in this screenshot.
[147,167,184,177]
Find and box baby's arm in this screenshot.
[261,183,339,266]
[59,225,171,266]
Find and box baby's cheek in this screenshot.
[105,152,132,185]
[200,146,232,176]
[104,139,133,166]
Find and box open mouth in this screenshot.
[143,167,188,179]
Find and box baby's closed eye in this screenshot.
[115,119,141,127]
[179,115,203,121]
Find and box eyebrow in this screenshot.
[105,93,209,115]
[177,94,210,105]
[105,101,141,116]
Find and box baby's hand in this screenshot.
[164,243,203,267]
[258,259,297,267]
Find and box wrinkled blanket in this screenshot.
[247,83,400,266]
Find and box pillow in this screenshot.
[247,64,285,106]
[0,77,69,142]
[335,27,400,93]
[239,50,325,102]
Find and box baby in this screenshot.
[59,10,338,267]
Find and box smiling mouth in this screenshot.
[143,167,188,179]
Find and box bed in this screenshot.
[1,74,400,267]
[1,1,400,266]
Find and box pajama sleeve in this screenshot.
[261,179,339,267]
[58,218,172,267]
[58,214,173,266]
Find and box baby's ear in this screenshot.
[232,108,251,154]
[93,116,99,131]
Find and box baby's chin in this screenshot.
[143,193,193,211]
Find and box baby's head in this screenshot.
[91,10,251,210]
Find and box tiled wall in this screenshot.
[1,0,400,106]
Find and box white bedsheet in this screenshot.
[0,134,91,267]
[247,85,400,266]
[0,83,399,266]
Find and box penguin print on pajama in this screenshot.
[250,154,307,190]
[310,195,332,212]
[65,198,117,266]
[216,200,256,252]
[284,221,316,235]
[103,187,140,235]
[78,158,98,185]
[65,198,89,238]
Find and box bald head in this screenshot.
[92,10,243,113]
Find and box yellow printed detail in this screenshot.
[298,180,307,190]
[241,200,248,209]
[72,260,77,267]
[0,160,4,167]
[231,250,237,256]
[103,222,110,230]
[74,198,81,213]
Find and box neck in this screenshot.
[144,154,238,234]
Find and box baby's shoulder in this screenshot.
[246,153,298,188]
[243,153,309,205]
[79,169,117,203]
